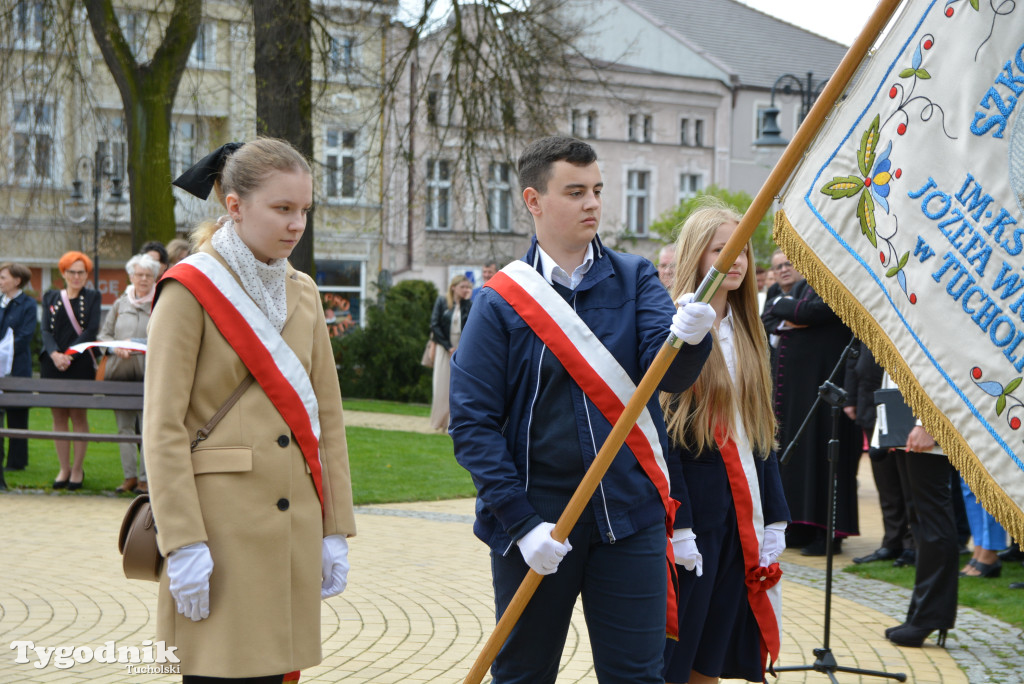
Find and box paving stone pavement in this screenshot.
[2,420,1022,682]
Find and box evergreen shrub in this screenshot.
[335,279,438,403]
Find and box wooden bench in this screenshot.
[0,376,144,443]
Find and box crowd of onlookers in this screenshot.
[0,237,190,494]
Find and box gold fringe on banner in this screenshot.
[774,209,1024,545]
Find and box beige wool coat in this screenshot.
[143,246,355,678]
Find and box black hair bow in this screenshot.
[171,142,244,200]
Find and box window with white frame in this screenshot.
[629,114,652,142]
[14,0,47,47]
[680,118,689,146]
[571,109,597,139]
[330,35,356,74]
[694,119,705,147]
[325,128,357,200]
[426,74,446,126]
[12,97,56,183]
[626,170,650,235]
[487,162,512,233]
[426,159,451,230]
[678,173,703,203]
[117,11,146,60]
[170,119,200,179]
[189,22,216,66]
[755,105,775,140]
[100,114,127,181]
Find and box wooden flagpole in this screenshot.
[463,2,904,681]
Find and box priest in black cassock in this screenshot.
[762,274,861,556]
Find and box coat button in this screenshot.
[277,434,290,447]
[277,498,289,511]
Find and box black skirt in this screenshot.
[40,350,96,381]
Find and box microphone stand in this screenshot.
[776,335,906,683]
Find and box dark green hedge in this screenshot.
[335,279,438,403]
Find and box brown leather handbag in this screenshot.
[118,494,162,581]
[117,375,256,581]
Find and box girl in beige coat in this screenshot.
[145,138,356,683]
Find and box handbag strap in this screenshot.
[190,375,256,450]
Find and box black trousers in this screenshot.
[869,448,913,551]
[1,407,29,469]
[893,449,958,629]
[183,676,283,683]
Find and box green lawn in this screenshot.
[2,409,472,505]
[343,398,431,417]
[844,556,1024,629]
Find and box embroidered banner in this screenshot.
[777,0,1024,540]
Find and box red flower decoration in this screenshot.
[745,563,783,593]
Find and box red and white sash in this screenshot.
[715,422,782,675]
[161,253,325,508]
[486,260,680,638]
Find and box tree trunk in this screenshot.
[84,0,202,250]
[252,0,315,276]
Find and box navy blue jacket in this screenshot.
[450,236,712,553]
[669,442,790,533]
[0,293,38,378]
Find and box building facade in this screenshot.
[2,0,850,327]
[1,0,393,329]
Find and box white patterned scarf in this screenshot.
[211,221,288,332]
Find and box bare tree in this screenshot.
[377,1,608,270]
[83,0,202,249]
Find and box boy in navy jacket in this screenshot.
[450,137,714,683]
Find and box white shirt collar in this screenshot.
[536,242,594,290]
[1,289,22,308]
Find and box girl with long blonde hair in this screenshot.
[661,198,790,684]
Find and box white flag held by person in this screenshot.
[777,0,1024,540]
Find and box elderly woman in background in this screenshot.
[41,251,100,490]
[0,262,38,473]
[99,254,160,494]
[429,274,473,430]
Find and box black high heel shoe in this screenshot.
[67,473,84,491]
[886,624,948,647]
[959,558,1002,577]
[52,478,69,490]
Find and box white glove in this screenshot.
[672,528,703,577]
[516,522,572,575]
[671,293,716,345]
[760,521,787,567]
[167,542,214,621]
[321,534,350,599]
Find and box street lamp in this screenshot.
[753,71,829,147]
[65,147,126,291]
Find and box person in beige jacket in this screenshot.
[99,253,160,494]
[145,138,356,683]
